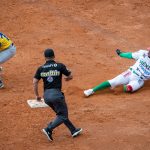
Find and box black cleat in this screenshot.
[72,128,82,137]
[42,128,53,141]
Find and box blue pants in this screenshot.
[44,89,76,134]
[0,44,16,64]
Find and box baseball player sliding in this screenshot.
[84,48,150,97]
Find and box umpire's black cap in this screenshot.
[44,48,55,58]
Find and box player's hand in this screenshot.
[36,96,41,101]
[64,75,73,81]
[64,76,72,81]
[116,49,122,55]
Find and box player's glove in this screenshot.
[116,49,122,55]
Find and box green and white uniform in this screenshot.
[108,50,150,92]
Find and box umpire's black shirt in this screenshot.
[34,60,71,91]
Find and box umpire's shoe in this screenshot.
[72,128,82,137]
[42,128,53,141]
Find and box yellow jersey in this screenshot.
[0,32,12,51]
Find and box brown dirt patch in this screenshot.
[1,0,150,149]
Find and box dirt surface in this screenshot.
[1,0,150,150]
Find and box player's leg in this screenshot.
[0,45,16,88]
[42,89,64,141]
[84,70,130,96]
[0,45,16,64]
[123,71,145,92]
[124,79,144,92]
[50,93,82,137]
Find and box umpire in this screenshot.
[33,48,82,141]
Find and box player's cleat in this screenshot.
[72,128,82,137]
[84,89,94,97]
[0,80,4,89]
[42,128,53,141]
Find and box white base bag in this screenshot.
[27,99,48,108]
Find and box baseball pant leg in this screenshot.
[126,71,145,92]
[108,69,131,88]
[0,45,16,64]
[127,79,144,92]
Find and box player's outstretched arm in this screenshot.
[116,49,133,59]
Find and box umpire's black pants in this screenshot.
[44,89,76,134]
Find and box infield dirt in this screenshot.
[1,0,150,150]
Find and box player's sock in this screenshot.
[93,81,111,92]
[123,85,133,92]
